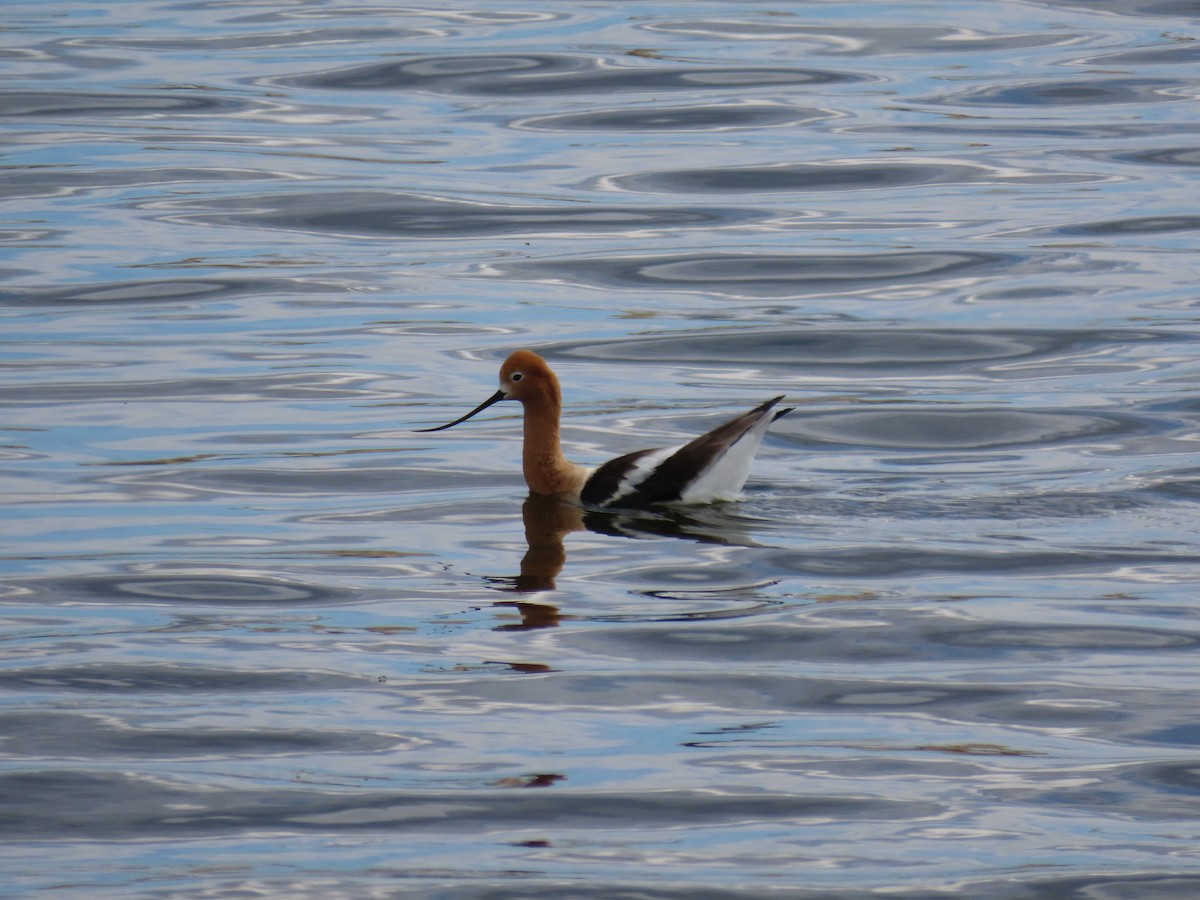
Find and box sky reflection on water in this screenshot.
[3,0,1200,896]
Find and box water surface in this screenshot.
[3,1,1200,896]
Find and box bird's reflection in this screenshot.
[486,494,580,629]
[498,494,585,594]
[487,493,759,630]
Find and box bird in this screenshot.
[416,349,791,508]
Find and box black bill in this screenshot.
[414,389,507,432]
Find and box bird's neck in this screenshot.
[521,393,588,498]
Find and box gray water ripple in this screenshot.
[0,664,368,693]
[1052,215,1200,237]
[795,488,1155,522]
[763,546,1192,579]
[514,102,833,132]
[639,20,1079,56]
[180,878,1200,900]
[0,371,391,405]
[282,53,862,95]
[544,328,1180,372]
[0,166,285,203]
[25,572,351,606]
[1110,146,1200,167]
[602,159,1102,194]
[4,0,1200,893]
[77,27,436,53]
[933,622,1200,651]
[989,759,1200,821]
[0,712,410,759]
[233,7,560,27]
[94,464,490,500]
[786,408,1144,451]
[0,769,939,839]
[407,670,1016,718]
[158,190,751,239]
[1084,44,1200,66]
[494,250,1018,298]
[1148,472,1200,503]
[1143,723,1200,747]
[559,616,1200,666]
[966,874,1200,900]
[939,77,1198,107]
[0,90,254,118]
[0,276,336,307]
[854,120,1200,141]
[332,667,1199,749]
[1030,0,1200,19]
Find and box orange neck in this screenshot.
[520,384,588,498]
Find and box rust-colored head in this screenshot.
[497,350,559,407]
[414,349,560,432]
[416,349,587,497]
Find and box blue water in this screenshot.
[3,1,1200,896]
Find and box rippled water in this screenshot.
[4,1,1200,896]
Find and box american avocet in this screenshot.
[417,350,792,508]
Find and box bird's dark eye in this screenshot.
[511,372,523,382]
